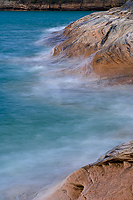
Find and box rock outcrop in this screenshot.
[44,140,133,200]
[0,0,126,11]
[52,0,133,84]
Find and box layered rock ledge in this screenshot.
[0,0,126,11]
[51,0,133,84]
[43,140,133,200]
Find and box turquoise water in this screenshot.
[0,11,133,199]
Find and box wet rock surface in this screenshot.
[44,140,133,200]
[52,0,133,84]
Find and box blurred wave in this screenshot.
[0,11,133,200]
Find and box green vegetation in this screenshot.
[0,0,127,8]
[9,0,127,4]
[11,0,83,3]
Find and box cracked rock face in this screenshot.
[52,0,133,84]
[45,140,133,200]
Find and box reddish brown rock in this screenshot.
[43,140,133,200]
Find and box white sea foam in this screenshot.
[1,11,133,200]
[45,26,65,33]
[36,25,65,46]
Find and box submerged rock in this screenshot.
[44,140,133,200]
[52,0,133,84]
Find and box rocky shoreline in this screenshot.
[50,0,133,85]
[34,140,133,200]
[35,1,133,199]
[0,0,126,11]
[2,1,132,199]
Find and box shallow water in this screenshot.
[0,11,133,200]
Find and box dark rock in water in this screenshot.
[52,0,133,84]
[43,140,133,200]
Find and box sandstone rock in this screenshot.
[52,0,133,84]
[44,140,133,200]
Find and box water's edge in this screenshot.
[0,11,133,200]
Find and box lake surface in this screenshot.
[0,11,133,200]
